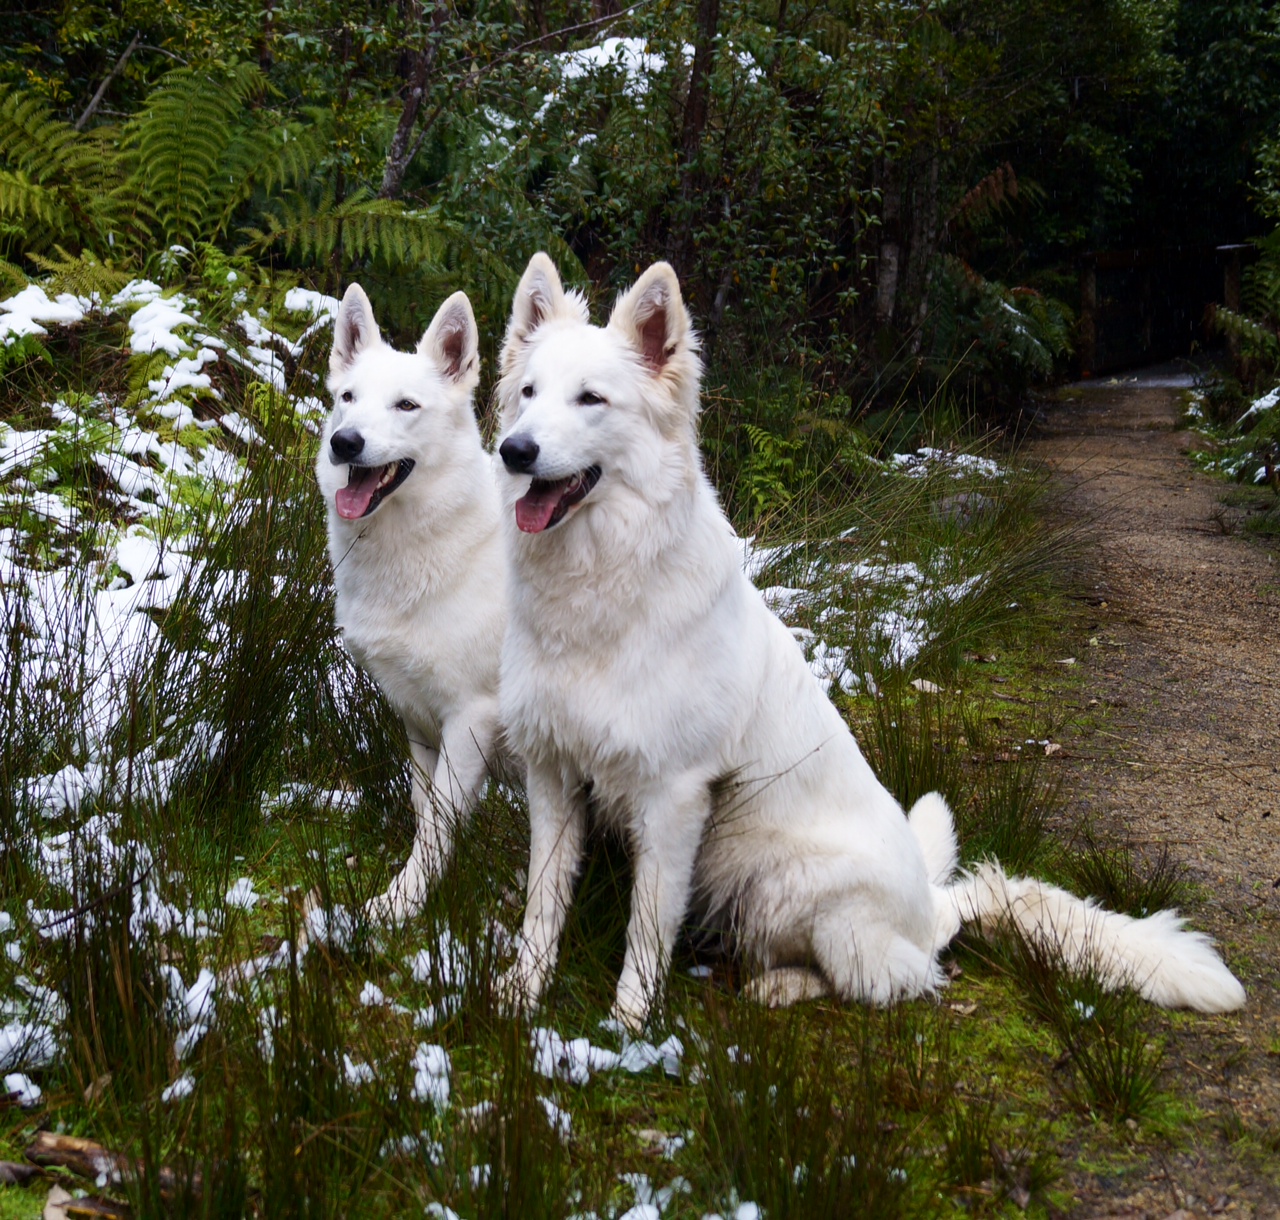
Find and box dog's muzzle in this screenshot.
[334,458,416,520]
[513,465,601,533]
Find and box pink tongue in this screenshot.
[515,482,565,533]
[336,467,381,520]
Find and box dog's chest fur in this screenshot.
[331,486,505,732]
[502,492,759,800]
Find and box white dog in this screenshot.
[318,285,507,921]
[493,253,1246,1030]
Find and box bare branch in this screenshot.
[75,31,141,131]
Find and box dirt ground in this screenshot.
[1024,371,1280,1219]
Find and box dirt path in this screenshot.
[1025,371,1280,1218]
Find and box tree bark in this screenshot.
[379,0,450,200]
[259,0,275,71]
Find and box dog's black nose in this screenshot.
[499,433,540,473]
[331,428,365,462]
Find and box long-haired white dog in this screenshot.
[493,253,1245,1029]
[318,286,507,921]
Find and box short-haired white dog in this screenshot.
[493,253,1245,1029]
[318,285,507,921]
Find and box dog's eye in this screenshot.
[341,390,354,403]
[578,390,606,407]
[520,384,534,399]
[395,398,420,412]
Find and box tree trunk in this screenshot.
[875,164,902,324]
[909,151,941,354]
[668,0,721,275]
[258,0,275,70]
[379,0,450,201]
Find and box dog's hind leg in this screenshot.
[503,759,588,1010]
[742,967,829,1008]
[612,774,711,1031]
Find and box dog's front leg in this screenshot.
[368,730,441,923]
[612,775,709,1032]
[503,759,587,1010]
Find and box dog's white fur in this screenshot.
[318,285,506,921]
[494,253,1246,1029]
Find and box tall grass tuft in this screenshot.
[987,926,1166,1122]
[859,686,1057,873]
[695,997,943,1216]
[1066,827,1191,918]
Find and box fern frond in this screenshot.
[0,255,27,295]
[121,66,253,248]
[0,86,104,184]
[209,120,328,244]
[27,247,131,299]
[1214,306,1280,364]
[0,170,77,235]
[0,87,122,254]
[1242,229,1280,324]
[244,191,461,268]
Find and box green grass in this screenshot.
[0,295,1240,1219]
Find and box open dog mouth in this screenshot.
[335,459,416,520]
[515,466,601,534]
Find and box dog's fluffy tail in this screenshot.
[908,792,1246,1015]
[907,791,960,886]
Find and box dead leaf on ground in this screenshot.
[65,1199,130,1219]
[43,1186,72,1220]
[1044,742,1062,756]
[27,1133,197,1207]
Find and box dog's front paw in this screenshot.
[366,863,430,926]
[494,963,542,1017]
[364,889,409,926]
[609,986,651,1036]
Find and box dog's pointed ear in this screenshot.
[501,253,578,374]
[609,262,689,373]
[419,291,479,387]
[330,283,381,373]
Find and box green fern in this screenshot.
[0,63,518,346]
[0,254,27,295]
[120,64,268,250]
[0,86,121,252]
[27,247,131,300]
[210,118,329,245]
[246,189,508,285]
